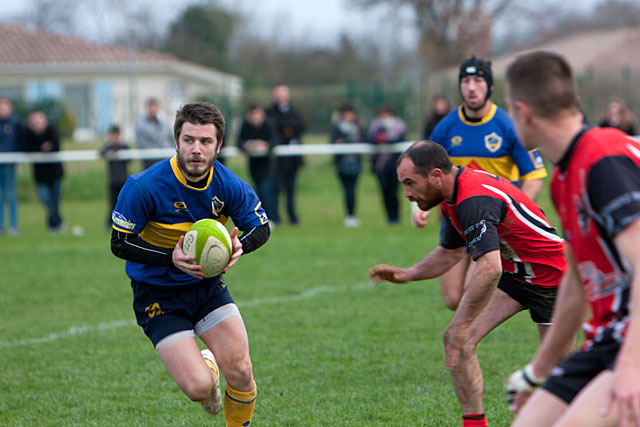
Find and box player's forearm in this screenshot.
[110,228,174,266]
[239,223,270,255]
[520,178,543,200]
[531,267,587,378]
[406,245,465,281]
[450,251,502,326]
[614,220,640,366]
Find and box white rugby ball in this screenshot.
[182,219,232,277]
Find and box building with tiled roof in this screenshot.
[0,23,242,139]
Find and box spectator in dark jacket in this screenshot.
[100,125,130,228]
[330,103,363,228]
[237,104,278,223]
[367,105,407,224]
[423,94,451,139]
[23,110,64,233]
[599,97,636,136]
[0,97,21,236]
[266,84,306,225]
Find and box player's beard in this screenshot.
[177,152,216,181]
[416,186,444,211]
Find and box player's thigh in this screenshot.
[552,370,617,427]
[200,314,250,366]
[468,287,524,346]
[157,335,212,391]
[512,388,569,427]
[440,254,471,292]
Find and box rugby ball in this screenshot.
[183,219,232,277]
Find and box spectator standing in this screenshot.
[266,84,306,225]
[423,94,451,139]
[599,97,636,136]
[330,103,363,228]
[237,104,278,223]
[23,110,64,233]
[100,125,130,229]
[367,105,407,224]
[135,98,174,170]
[0,97,21,236]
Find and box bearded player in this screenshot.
[111,102,269,426]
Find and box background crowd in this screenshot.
[0,84,637,236]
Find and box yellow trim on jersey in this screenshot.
[170,156,213,190]
[520,168,547,180]
[451,155,522,182]
[139,221,193,248]
[457,102,497,126]
[112,225,135,233]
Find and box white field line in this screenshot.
[0,282,372,349]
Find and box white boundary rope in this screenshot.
[0,142,414,164]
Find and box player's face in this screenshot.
[397,158,444,211]
[176,122,221,181]
[460,76,489,111]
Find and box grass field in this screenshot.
[0,144,563,426]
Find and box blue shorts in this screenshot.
[132,278,235,347]
[542,340,620,404]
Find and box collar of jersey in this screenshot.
[170,156,213,190]
[457,101,497,126]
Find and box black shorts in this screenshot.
[132,278,235,347]
[542,340,620,404]
[497,273,557,324]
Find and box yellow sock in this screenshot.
[223,382,257,427]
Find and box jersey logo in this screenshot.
[212,196,224,216]
[174,201,187,212]
[451,136,462,147]
[112,211,135,230]
[529,149,545,169]
[484,132,502,153]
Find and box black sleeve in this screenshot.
[439,211,466,250]
[239,223,270,255]
[456,196,507,261]
[110,228,174,266]
[587,155,640,238]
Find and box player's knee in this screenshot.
[442,293,460,311]
[182,375,214,402]
[224,357,253,388]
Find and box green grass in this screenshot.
[0,147,561,426]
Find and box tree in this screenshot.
[164,4,237,72]
[350,0,514,69]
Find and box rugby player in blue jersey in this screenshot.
[111,102,269,426]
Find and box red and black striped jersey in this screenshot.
[551,127,640,347]
[440,167,567,289]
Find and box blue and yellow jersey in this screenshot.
[112,156,267,286]
[430,102,546,183]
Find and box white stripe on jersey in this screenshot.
[481,184,565,243]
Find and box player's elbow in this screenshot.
[110,230,128,260]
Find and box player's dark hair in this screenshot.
[506,50,580,118]
[174,102,225,144]
[397,140,453,176]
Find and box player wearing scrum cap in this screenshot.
[414,56,548,313]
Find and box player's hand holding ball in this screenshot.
[174,219,237,279]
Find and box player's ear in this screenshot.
[514,100,532,123]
